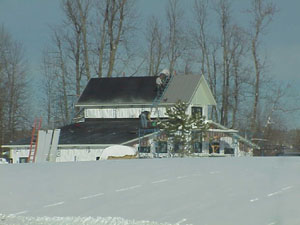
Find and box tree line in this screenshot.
[0,26,31,146]
[0,0,299,147]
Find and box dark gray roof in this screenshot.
[59,119,141,144]
[76,76,157,107]
[9,119,149,145]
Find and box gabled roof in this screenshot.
[189,76,217,106]
[76,76,157,107]
[160,75,200,104]
[160,75,217,106]
[76,75,216,107]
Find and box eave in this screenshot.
[75,102,175,108]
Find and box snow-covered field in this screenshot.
[0,157,300,225]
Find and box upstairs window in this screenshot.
[173,141,184,154]
[191,107,202,117]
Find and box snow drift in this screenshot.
[0,214,177,225]
[100,145,137,160]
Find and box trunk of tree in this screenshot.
[146,16,164,76]
[248,0,276,134]
[107,0,125,78]
[77,0,91,80]
[251,39,260,132]
[211,47,219,122]
[55,33,69,124]
[232,61,239,128]
[166,0,185,75]
[214,0,232,126]
[97,1,109,78]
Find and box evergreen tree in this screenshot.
[159,100,208,156]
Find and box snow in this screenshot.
[0,214,175,225]
[0,157,300,225]
[100,145,137,160]
[0,158,8,164]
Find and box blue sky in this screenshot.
[263,0,300,81]
[0,0,299,127]
[0,0,299,82]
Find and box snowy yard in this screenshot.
[0,157,300,225]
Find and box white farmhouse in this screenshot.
[1,74,257,163]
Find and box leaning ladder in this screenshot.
[27,118,42,163]
[151,75,174,113]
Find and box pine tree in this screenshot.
[159,100,208,156]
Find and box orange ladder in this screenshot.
[27,118,42,163]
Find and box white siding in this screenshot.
[56,148,105,162]
[220,136,233,154]
[85,107,167,119]
[10,148,30,163]
[8,145,109,163]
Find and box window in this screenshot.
[224,148,234,154]
[173,141,183,153]
[139,138,150,153]
[209,141,220,154]
[138,146,151,153]
[156,141,168,153]
[193,142,202,153]
[19,157,28,163]
[191,107,202,117]
[192,131,202,153]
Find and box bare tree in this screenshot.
[248,0,276,134]
[106,0,127,77]
[214,0,233,126]
[229,26,249,128]
[192,0,209,75]
[52,30,71,124]
[0,26,30,143]
[145,16,165,76]
[40,48,60,128]
[192,0,219,121]
[62,0,85,96]
[62,0,91,81]
[76,0,92,80]
[93,0,109,77]
[166,0,186,74]
[91,0,138,77]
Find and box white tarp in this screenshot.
[100,145,137,160]
[48,129,61,162]
[35,130,53,163]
